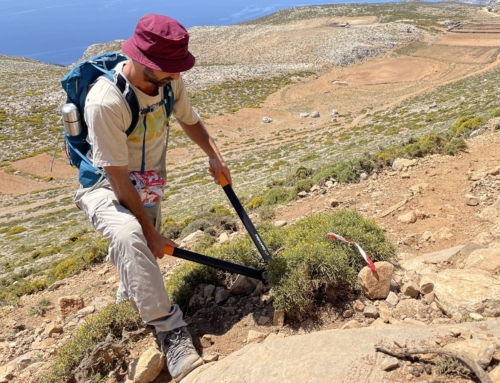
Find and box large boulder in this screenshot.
[465,248,500,274]
[182,321,500,383]
[425,269,500,317]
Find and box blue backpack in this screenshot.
[60,52,175,187]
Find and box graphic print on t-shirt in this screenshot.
[128,107,167,144]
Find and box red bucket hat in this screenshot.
[122,14,195,73]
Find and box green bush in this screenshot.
[491,109,500,118]
[258,206,275,221]
[451,115,485,136]
[28,298,51,317]
[7,226,26,236]
[85,238,109,264]
[245,195,265,210]
[294,179,314,194]
[263,187,291,206]
[313,158,374,185]
[443,138,467,156]
[167,210,395,319]
[208,204,232,216]
[193,233,218,253]
[47,257,84,282]
[45,302,142,383]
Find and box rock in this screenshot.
[363,305,379,319]
[325,180,334,189]
[127,347,165,383]
[274,220,287,227]
[409,183,429,194]
[331,109,339,117]
[421,245,465,264]
[394,299,422,320]
[381,357,399,371]
[247,330,266,344]
[253,281,266,296]
[386,292,399,306]
[230,275,258,295]
[215,289,230,304]
[258,316,271,326]
[354,300,366,312]
[180,230,204,247]
[262,117,273,123]
[392,158,417,171]
[219,232,230,243]
[77,305,95,317]
[273,310,285,327]
[329,199,340,208]
[0,365,14,383]
[32,338,56,350]
[490,366,500,383]
[428,269,500,317]
[204,285,216,299]
[17,353,36,370]
[466,194,480,206]
[436,227,454,241]
[201,334,213,348]
[92,296,115,312]
[182,321,500,383]
[298,191,308,198]
[480,197,500,223]
[469,312,484,321]
[444,339,496,369]
[421,231,435,242]
[402,282,419,298]
[58,296,84,319]
[419,276,434,295]
[341,320,362,330]
[48,280,67,291]
[311,111,320,118]
[465,248,500,273]
[398,211,417,224]
[310,184,320,192]
[343,310,353,319]
[44,322,63,337]
[358,261,394,299]
[299,113,309,118]
[378,302,391,323]
[424,292,435,304]
[202,353,219,363]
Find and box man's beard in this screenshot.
[143,67,173,88]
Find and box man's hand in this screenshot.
[209,157,232,186]
[144,230,178,259]
[105,165,178,259]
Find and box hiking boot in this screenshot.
[157,327,203,382]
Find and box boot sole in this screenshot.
[174,357,204,382]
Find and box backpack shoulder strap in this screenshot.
[115,73,140,137]
[162,82,175,119]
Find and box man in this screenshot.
[73,14,231,382]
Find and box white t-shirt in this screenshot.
[84,61,199,173]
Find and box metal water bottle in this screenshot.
[61,103,83,136]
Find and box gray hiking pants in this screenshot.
[74,179,186,333]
